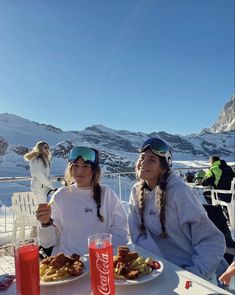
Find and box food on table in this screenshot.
[40,252,84,282]
[114,246,161,280]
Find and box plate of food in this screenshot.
[114,246,164,285]
[40,252,89,286]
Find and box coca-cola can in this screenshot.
[88,233,115,295]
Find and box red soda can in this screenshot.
[88,233,115,295]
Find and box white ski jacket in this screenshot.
[29,157,55,203]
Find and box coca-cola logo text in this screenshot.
[96,252,112,295]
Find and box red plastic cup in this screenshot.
[14,239,40,295]
[88,233,115,295]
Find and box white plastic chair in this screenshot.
[210,178,235,239]
[11,191,39,251]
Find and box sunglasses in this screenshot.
[68,146,98,164]
[139,137,172,166]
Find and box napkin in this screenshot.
[0,274,15,290]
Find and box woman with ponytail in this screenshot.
[36,146,128,256]
[128,137,227,282]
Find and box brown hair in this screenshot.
[23,141,51,167]
[64,153,104,222]
[209,155,220,164]
[136,155,170,239]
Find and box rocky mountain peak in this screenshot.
[208,95,235,133]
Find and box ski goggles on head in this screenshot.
[68,146,98,164]
[139,137,172,166]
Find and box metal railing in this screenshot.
[1,164,235,234]
[0,172,136,234]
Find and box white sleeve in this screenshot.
[38,196,62,248]
[30,159,55,189]
[107,190,129,247]
[38,224,59,249]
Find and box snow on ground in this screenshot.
[0,205,17,247]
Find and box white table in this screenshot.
[1,244,233,295]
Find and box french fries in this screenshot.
[40,264,70,282]
[40,253,84,282]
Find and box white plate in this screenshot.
[115,259,164,286]
[40,256,89,287]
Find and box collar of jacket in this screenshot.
[211,160,221,168]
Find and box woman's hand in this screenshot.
[219,261,235,285]
[36,204,51,224]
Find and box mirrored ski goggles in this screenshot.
[68,146,97,164]
[139,138,170,157]
[139,138,172,167]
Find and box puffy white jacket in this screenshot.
[29,157,55,203]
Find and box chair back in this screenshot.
[11,191,39,253]
[210,177,235,203]
[12,191,38,226]
[210,179,235,238]
[231,177,235,191]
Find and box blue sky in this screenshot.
[0,0,234,135]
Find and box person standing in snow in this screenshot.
[24,141,56,204]
[128,137,228,282]
[35,146,128,255]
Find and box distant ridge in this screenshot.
[0,96,234,177]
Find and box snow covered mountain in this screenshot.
[0,97,234,177]
[204,95,235,133]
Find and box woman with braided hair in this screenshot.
[128,137,228,281]
[36,146,128,256]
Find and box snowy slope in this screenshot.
[0,100,234,178]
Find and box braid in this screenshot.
[156,169,170,239]
[137,181,146,232]
[93,184,104,222]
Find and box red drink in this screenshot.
[88,233,115,295]
[15,243,40,295]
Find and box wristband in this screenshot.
[41,218,54,227]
